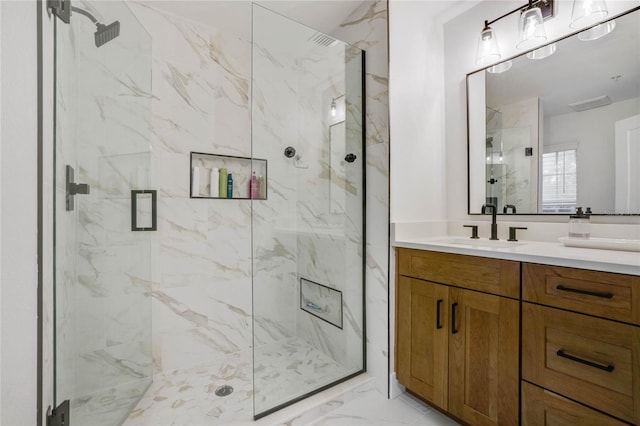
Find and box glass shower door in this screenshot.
[251,5,365,417]
[53,2,153,425]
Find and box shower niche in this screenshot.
[190,152,267,200]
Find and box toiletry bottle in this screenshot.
[569,207,590,238]
[191,167,200,197]
[258,174,266,199]
[218,168,227,198]
[250,171,259,199]
[210,167,219,198]
[227,173,233,198]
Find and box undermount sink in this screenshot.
[435,237,525,249]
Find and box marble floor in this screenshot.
[308,391,460,426]
[123,337,355,425]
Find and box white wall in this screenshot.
[444,0,639,221]
[389,0,447,222]
[546,97,640,213]
[0,1,38,424]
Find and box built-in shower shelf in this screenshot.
[190,152,267,200]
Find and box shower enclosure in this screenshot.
[51,1,365,424]
[52,1,153,425]
[251,5,365,417]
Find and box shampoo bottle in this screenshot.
[218,168,228,198]
[191,167,200,197]
[210,167,219,197]
[258,174,266,199]
[250,172,259,199]
[227,173,233,198]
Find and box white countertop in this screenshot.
[393,236,640,276]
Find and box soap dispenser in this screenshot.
[568,207,591,238]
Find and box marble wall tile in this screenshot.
[333,1,390,395]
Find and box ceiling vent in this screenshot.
[309,32,337,48]
[568,95,612,112]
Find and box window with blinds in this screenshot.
[542,149,577,213]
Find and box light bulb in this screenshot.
[330,98,337,117]
[517,7,547,50]
[578,19,615,40]
[570,0,609,29]
[476,24,501,66]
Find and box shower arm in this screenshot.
[71,6,99,24]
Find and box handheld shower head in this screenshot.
[95,21,120,47]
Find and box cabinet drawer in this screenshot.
[523,263,640,324]
[522,381,626,426]
[397,248,519,298]
[522,303,640,424]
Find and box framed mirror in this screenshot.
[467,7,640,215]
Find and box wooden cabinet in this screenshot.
[522,381,626,426]
[396,249,639,425]
[522,262,640,425]
[448,287,519,425]
[523,263,640,325]
[396,276,449,408]
[396,249,520,425]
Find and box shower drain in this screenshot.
[214,385,234,397]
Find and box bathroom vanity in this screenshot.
[394,240,640,425]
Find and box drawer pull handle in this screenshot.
[436,299,443,329]
[556,285,613,299]
[451,302,458,334]
[556,349,614,372]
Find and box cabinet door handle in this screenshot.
[436,299,443,329]
[451,302,458,334]
[556,285,613,299]
[556,349,614,372]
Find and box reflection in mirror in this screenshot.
[468,7,640,215]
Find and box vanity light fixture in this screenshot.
[476,0,554,67]
[578,19,616,40]
[570,0,610,28]
[488,60,513,74]
[517,5,548,50]
[527,42,556,59]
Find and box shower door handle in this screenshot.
[131,190,157,231]
[66,165,90,211]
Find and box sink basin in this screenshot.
[435,237,524,249]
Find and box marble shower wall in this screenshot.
[332,1,390,395]
[127,2,256,373]
[126,0,389,397]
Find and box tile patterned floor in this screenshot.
[309,391,460,426]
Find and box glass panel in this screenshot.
[54,1,153,425]
[251,5,365,417]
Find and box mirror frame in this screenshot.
[466,6,640,216]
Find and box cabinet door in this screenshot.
[396,276,449,409]
[448,288,519,426]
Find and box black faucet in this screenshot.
[481,203,498,240]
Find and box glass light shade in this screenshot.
[476,26,501,66]
[527,42,556,60]
[570,0,609,28]
[578,19,616,40]
[517,7,547,50]
[488,60,512,74]
[330,98,337,117]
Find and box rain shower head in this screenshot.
[71,6,120,47]
[95,21,120,47]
